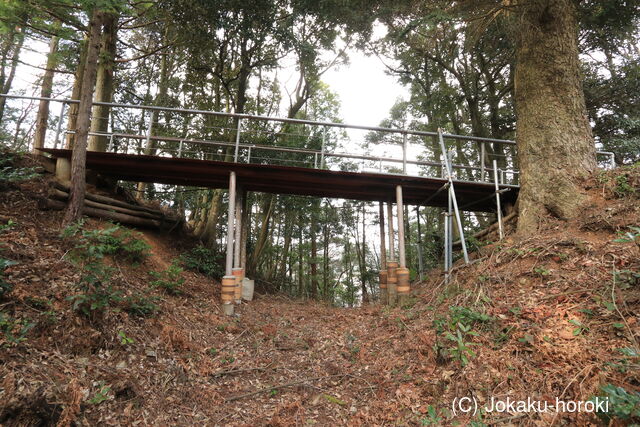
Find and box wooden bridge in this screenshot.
[1,94,616,313]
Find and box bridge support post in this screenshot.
[438,130,470,265]
[233,187,244,304]
[396,185,410,305]
[223,171,237,316]
[378,202,387,305]
[386,202,397,306]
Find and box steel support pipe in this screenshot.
[378,202,387,270]
[396,185,406,269]
[234,187,243,268]
[234,119,242,162]
[225,171,237,276]
[386,202,395,261]
[493,160,504,240]
[378,202,387,304]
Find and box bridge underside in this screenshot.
[42,149,518,211]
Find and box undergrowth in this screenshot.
[180,245,223,278]
[61,221,156,321]
[150,261,185,295]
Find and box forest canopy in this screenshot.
[0,0,638,303]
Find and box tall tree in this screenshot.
[510,0,596,232]
[32,31,60,153]
[64,10,105,225]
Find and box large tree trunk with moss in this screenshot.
[514,0,596,233]
[63,11,104,225]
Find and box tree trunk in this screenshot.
[88,13,118,152]
[277,216,293,281]
[32,34,60,153]
[514,0,596,233]
[137,29,172,196]
[63,12,104,226]
[310,204,318,300]
[0,26,25,123]
[297,218,304,297]
[249,194,275,274]
[64,38,88,149]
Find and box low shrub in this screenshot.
[180,245,223,278]
[150,261,185,295]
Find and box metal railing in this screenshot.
[0,94,617,186]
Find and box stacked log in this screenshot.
[39,181,183,230]
[221,276,236,315]
[396,267,410,305]
[387,260,398,307]
[378,270,388,305]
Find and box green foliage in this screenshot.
[0,257,17,298]
[87,382,111,405]
[118,330,134,345]
[615,269,640,288]
[533,266,551,277]
[584,55,640,165]
[67,262,121,318]
[63,222,150,264]
[0,219,15,233]
[592,384,640,423]
[434,306,492,334]
[0,166,38,183]
[607,347,640,373]
[124,293,160,317]
[444,322,479,366]
[614,226,640,245]
[150,261,185,295]
[0,151,38,185]
[420,405,443,425]
[180,245,223,278]
[433,306,491,366]
[569,319,590,336]
[614,174,636,197]
[0,311,33,346]
[465,235,486,253]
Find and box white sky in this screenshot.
[17,34,406,129]
[322,50,408,127]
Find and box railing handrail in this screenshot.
[3,93,617,184]
[0,93,516,145]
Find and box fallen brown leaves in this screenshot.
[0,165,639,425]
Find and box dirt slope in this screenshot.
[0,161,638,426]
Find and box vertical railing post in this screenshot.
[144,109,153,154]
[320,126,327,168]
[107,134,114,152]
[610,153,616,170]
[178,140,184,157]
[234,118,242,162]
[247,146,252,163]
[480,141,486,181]
[402,131,408,174]
[314,152,318,168]
[493,160,504,240]
[53,101,66,149]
